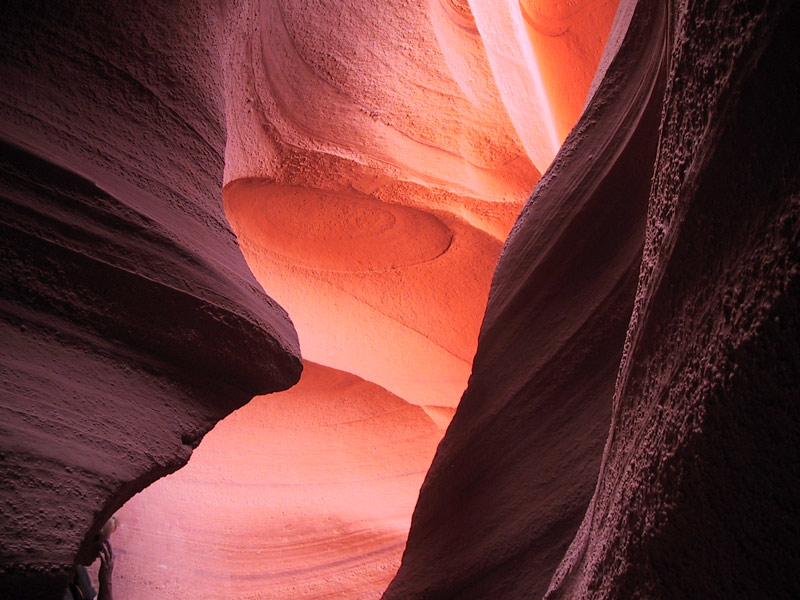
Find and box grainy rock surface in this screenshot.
[387,0,799,599]
[114,362,444,600]
[546,1,800,597]
[384,1,668,597]
[4,0,796,598]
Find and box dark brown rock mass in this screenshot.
[384,0,669,596]
[0,2,301,597]
[386,0,799,598]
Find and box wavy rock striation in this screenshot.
[220,0,538,413]
[5,0,790,598]
[0,2,301,597]
[219,0,619,415]
[387,0,799,598]
[114,362,443,599]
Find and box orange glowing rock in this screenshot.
[467,0,620,168]
[219,0,624,417]
[0,0,624,596]
[519,0,621,141]
[224,179,504,410]
[116,0,623,597]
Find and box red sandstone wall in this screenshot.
[384,1,667,596]
[387,0,800,598]
[3,0,797,598]
[114,362,443,599]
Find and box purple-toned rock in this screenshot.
[0,2,300,596]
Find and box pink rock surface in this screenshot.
[4,0,797,598]
[113,362,442,599]
[2,0,614,595]
[384,0,667,596]
[218,0,618,413]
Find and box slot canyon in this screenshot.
[0,0,798,599]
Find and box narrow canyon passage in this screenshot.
[113,363,443,599]
[2,0,798,598]
[110,0,620,597]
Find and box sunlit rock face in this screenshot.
[9,0,793,599]
[0,2,300,597]
[387,1,800,599]
[114,362,442,599]
[385,0,665,596]
[221,0,535,413]
[220,0,620,412]
[1,0,622,597]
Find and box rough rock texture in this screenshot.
[8,0,791,598]
[90,0,617,597]
[387,0,799,598]
[546,1,800,597]
[109,1,616,596]
[0,2,301,597]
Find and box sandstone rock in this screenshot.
[387,1,800,598]
[0,2,300,596]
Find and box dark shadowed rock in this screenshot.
[0,2,301,596]
[386,0,799,598]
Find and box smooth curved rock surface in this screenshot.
[8,0,791,598]
[219,0,538,412]
[219,0,619,412]
[99,0,617,596]
[113,362,442,599]
[467,0,620,167]
[387,0,799,599]
[0,2,301,597]
[224,178,501,410]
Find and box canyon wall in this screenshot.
[2,0,797,598]
[0,2,301,597]
[113,362,444,599]
[107,0,617,596]
[384,0,667,596]
[386,0,799,598]
[2,0,620,596]
[546,0,800,596]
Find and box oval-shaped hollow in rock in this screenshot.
[224,180,453,272]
